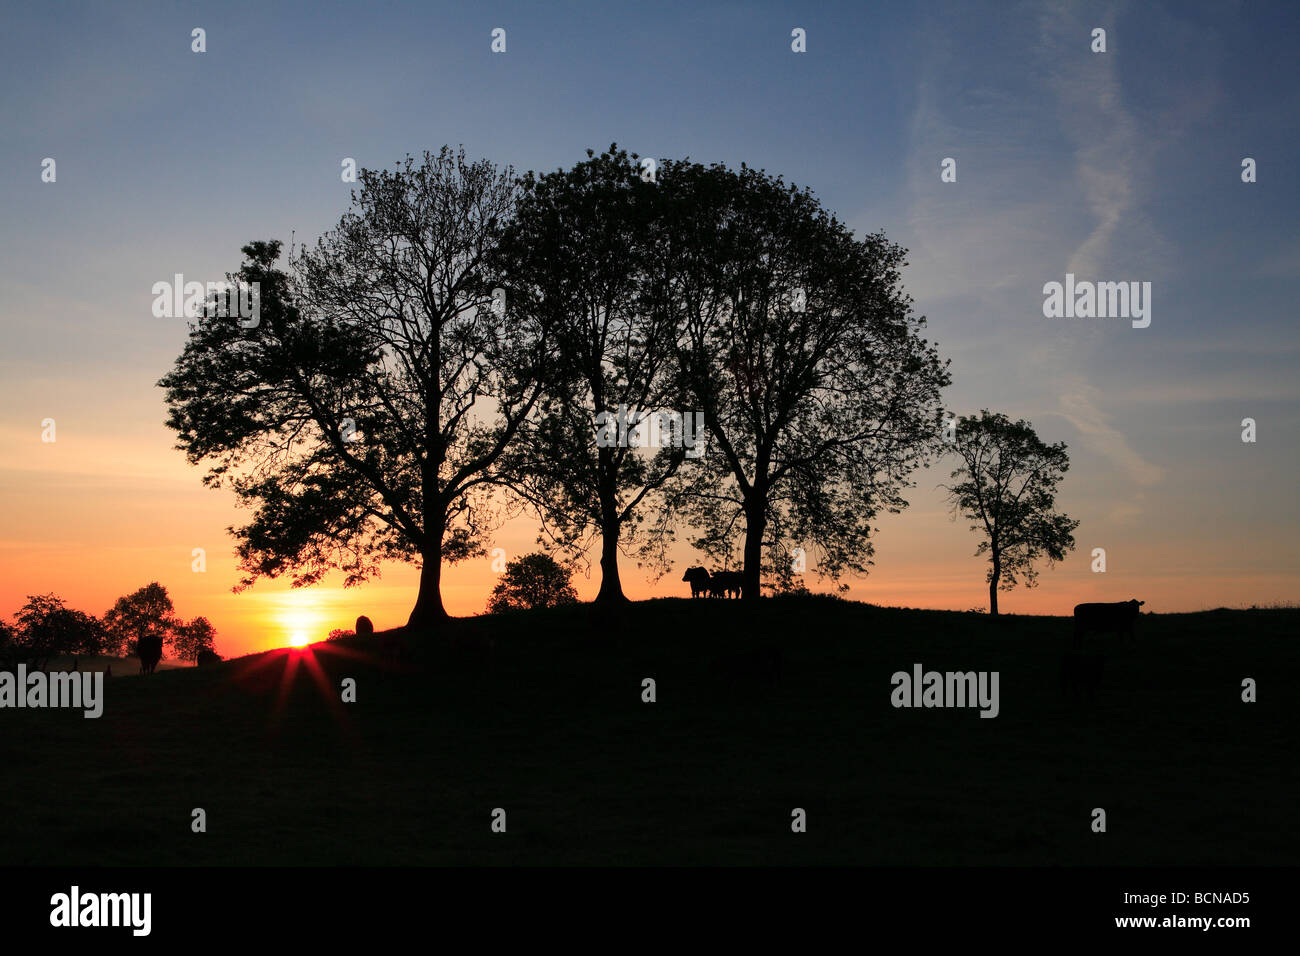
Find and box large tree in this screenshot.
[492,145,694,602]
[942,410,1079,615]
[160,148,552,630]
[660,160,951,601]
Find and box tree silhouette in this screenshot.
[660,159,951,601]
[12,594,105,667]
[103,583,178,657]
[0,619,15,669]
[101,582,216,661]
[486,552,579,613]
[493,145,691,603]
[942,410,1079,615]
[172,616,217,663]
[159,147,553,631]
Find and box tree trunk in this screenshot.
[407,545,449,631]
[742,499,765,602]
[988,555,1001,616]
[595,515,627,604]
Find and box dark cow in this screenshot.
[196,648,223,667]
[355,615,375,637]
[709,570,744,599]
[1073,599,1145,643]
[137,635,163,675]
[682,567,712,598]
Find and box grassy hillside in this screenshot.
[40,653,187,675]
[0,597,1294,865]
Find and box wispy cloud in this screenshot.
[1055,378,1164,486]
[1036,2,1146,278]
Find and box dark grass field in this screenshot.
[1,596,1295,866]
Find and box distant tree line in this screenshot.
[0,582,217,670]
[160,144,1077,626]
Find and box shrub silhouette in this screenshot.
[486,552,579,613]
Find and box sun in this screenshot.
[279,604,327,649]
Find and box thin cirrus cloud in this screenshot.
[1054,379,1164,487]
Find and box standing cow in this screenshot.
[682,567,712,598]
[709,570,744,599]
[137,635,164,674]
[1073,600,1145,643]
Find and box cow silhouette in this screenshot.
[137,635,163,674]
[1073,600,1145,643]
[682,567,712,598]
[355,615,375,637]
[709,570,743,599]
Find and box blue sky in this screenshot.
[1,0,1296,646]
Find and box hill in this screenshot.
[40,653,187,675]
[0,597,1294,865]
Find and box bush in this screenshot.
[486,552,579,614]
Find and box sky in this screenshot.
[1,0,1296,657]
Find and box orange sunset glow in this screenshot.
[1,394,1294,661]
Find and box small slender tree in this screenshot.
[942,410,1079,615]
